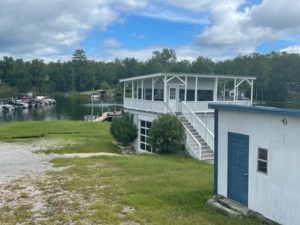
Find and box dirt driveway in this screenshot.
[0,140,62,184]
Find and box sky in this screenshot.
[0,0,300,62]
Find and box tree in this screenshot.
[110,112,137,145]
[152,48,177,63]
[72,49,88,91]
[148,114,185,153]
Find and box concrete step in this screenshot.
[207,199,242,219]
[216,196,250,216]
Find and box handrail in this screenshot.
[164,102,203,160]
[181,101,214,152]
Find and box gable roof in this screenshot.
[119,72,256,82]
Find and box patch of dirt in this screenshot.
[61,152,125,158]
[121,206,135,215]
[0,140,61,184]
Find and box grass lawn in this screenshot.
[0,120,120,154]
[0,121,264,225]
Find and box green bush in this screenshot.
[148,114,185,153]
[110,112,137,145]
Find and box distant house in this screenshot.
[209,104,300,225]
[119,73,255,162]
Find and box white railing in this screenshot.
[185,128,202,160]
[125,98,251,114]
[186,100,251,112]
[124,98,167,114]
[164,102,202,160]
[182,102,214,152]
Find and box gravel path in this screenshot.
[0,140,62,184]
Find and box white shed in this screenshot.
[208,104,300,225]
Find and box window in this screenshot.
[145,89,152,100]
[179,89,185,101]
[140,120,152,152]
[186,90,195,101]
[169,88,176,100]
[197,90,213,101]
[178,89,195,101]
[257,148,268,174]
[154,89,164,101]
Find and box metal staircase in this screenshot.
[178,114,214,163]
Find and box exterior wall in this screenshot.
[217,110,300,225]
[126,109,160,153]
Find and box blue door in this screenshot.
[228,132,249,206]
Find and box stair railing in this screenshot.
[181,102,214,152]
[164,102,203,160]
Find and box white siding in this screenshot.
[217,110,300,225]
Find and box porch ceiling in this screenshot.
[119,73,256,83]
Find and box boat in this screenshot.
[2,104,15,113]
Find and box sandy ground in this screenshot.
[0,139,123,184]
[61,152,124,158]
[0,139,64,184]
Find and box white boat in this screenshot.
[2,104,15,112]
[16,100,29,109]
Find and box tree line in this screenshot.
[0,48,299,102]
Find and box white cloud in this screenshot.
[195,0,300,57]
[280,45,300,54]
[1,0,300,61]
[103,38,122,48]
[164,0,211,11]
[0,0,144,59]
[104,46,157,61]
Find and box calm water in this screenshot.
[0,94,299,123]
[0,95,122,123]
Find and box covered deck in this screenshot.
[120,73,256,114]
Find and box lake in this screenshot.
[1,94,299,123]
[0,95,122,123]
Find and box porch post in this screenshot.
[141,80,144,100]
[214,78,218,101]
[136,80,139,99]
[152,78,154,101]
[132,81,134,99]
[223,81,226,101]
[233,78,237,101]
[195,76,198,102]
[250,80,254,106]
[184,76,187,102]
[164,75,167,103]
[123,82,126,99]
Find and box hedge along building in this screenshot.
[120,73,255,162]
[208,104,300,225]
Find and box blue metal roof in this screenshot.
[208,103,300,117]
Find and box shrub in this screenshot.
[148,114,185,153]
[110,112,137,145]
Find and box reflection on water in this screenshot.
[0,95,123,123]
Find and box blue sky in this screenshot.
[0,0,300,61]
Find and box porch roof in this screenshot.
[119,72,256,82]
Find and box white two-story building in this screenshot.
[120,73,255,162]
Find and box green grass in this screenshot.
[0,120,120,154]
[0,121,264,224]
[41,155,263,225]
